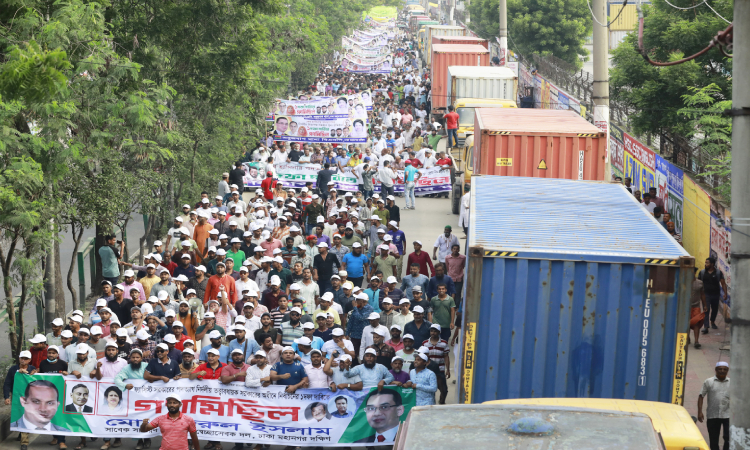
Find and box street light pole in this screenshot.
[592,0,611,178]
[730,0,750,448]
[498,0,507,66]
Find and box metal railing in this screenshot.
[76,237,96,312]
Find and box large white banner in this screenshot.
[272,116,368,144]
[243,162,452,195]
[273,93,372,119]
[10,375,416,447]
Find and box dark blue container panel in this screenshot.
[472,257,681,404]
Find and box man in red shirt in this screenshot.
[444,105,459,149]
[139,394,200,450]
[189,348,224,380]
[203,262,236,305]
[436,152,453,168]
[261,172,276,200]
[407,240,435,277]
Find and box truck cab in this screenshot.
[449,98,517,213]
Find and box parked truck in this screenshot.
[432,35,488,49]
[421,25,467,66]
[408,15,429,33]
[460,176,693,406]
[429,44,490,120]
[451,107,605,212]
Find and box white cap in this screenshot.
[206,348,220,356]
[163,334,177,344]
[165,310,176,318]
[340,354,352,362]
[417,352,430,361]
[386,276,397,284]
[208,330,222,339]
[302,322,315,330]
[413,305,425,313]
[352,242,362,248]
[255,350,267,357]
[203,312,215,319]
[383,235,392,241]
[70,315,83,323]
[136,330,151,340]
[270,276,281,286]
[231,348,244,355]
[154,240,163,246]
[78,327,90,335]
[332,328,345,337]
[254,246,265,252]
[51,318,65,327]
[367,312,380,320]
[413,240,423,246]
[231,237,242,243]
[412,285,422,292]
[399,298,411,305]
[157,343,170,351]
[123,269,135,277]
[105,341,118,349]
[19,350,32,359]
[90,326,103,335]
[173,320,184,327]
[182,348,195,355]
[373,328,387,337]
[317,242,329,248]
[157,291,169,300]
[96,298,108,307]
[290,307,302,314]
[196,265,207,273]
[29,334,47,343]
[289,283,301,291]
[364,348,377,356]
[294,336,312,346]
[76,343,90,354]
[148,296,159,303]
[321,292,334,301]
[382,298,393,304]
[430,323,442,331]
[116,328,128,337]
[61,330,73,338]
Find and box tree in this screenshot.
[679,84,731,201]
[610,0,732,136]
[468,0,592,68]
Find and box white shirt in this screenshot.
[378,167,396,187]
[298,280,321,314]
[642,202,657,214]
[322,338,355,362]
[235,278,260,302]
[228,200,248,214]
[305,364,332,389]
[378,154,394,169]
[253,150,270,163]
[700,376,730,419]
[240,315,262,333]
[422,155,437,169]
[393,137,405,154]
[358,324,389,360]
[245,364,271,388]
[272,150,289,164]
[459,192,471,227]
[373,138,387,154]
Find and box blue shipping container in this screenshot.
[461,176,694,405]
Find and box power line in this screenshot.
[587,0,629,28]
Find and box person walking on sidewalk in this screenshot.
[699,257,727,334]
[698,362,730,450]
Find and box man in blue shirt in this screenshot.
[388,221,406,279]
[427,263,455,299]
[403,158,422,210]
[144,343,182,382]
[228,324,261,362]
[270,347,308,393]
[199,330,230,363]
[341,242,370,289]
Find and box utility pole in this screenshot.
[730,0,750,448]
[592,0,610,178]
[498,0,507,66]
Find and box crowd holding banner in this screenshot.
[10,376,415,446]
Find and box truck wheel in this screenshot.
[451,185,461,214]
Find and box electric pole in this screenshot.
[592,0,610,178]
[498,0,507,65]
[730,0,750,448]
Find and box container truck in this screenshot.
[421,25,467,66]
[432,35,489,49]
[460,176,693,406]
[409,15,429,32]
[429,44,489,119]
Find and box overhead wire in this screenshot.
[587,0,629,28]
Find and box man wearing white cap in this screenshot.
[359,312,389,361]
[46,318,65,347]
[245,350,272,388]
[4,350,36,407]
[108,284,135,331]
[313,241,339,294]
[698,361,730,450]
[121,269,146,303]
[204,259,237,305]
[404,352,437,406]
[342,348,394,390]
[140,393,200,450]
[67,344,96,380]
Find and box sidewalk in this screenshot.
[682,311,731,442]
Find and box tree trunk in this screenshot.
[67,225,85,315]
[120,217,131,262]
[54,237,66,314]
[1,233,20,358]
[93,223,106,290]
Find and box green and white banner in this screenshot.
[11,374,416,446]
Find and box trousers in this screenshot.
[704,294,721,327]
[706,418,729,450]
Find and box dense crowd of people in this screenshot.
[4,13,471,450]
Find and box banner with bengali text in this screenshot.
[10,374,415,447]
[273,93,372,119]
[243,162,451,195]
[272,116,368,143]
[339,57,392,74]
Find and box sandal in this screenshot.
[50,439,59,446]
[112,440,122,448]
[694,343,702,349]
[59,444,67,450]
[100,443,111,450]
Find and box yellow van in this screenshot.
[485,398,708,450]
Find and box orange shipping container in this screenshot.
[430,44,489,115]
[431,35,489,49]
[473,108,607,180]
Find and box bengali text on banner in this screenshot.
[10,375,416,447]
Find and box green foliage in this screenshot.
[468,0,592,68]
[610,0,732,136]
[679,84,731,201]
